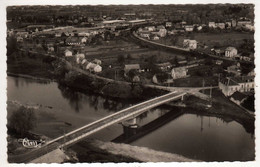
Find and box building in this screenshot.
[184,25,194,32]
[140,32,150,39]
[225,47,237,58]
[183,39,197,50]
[225,21,232,28]
[155,62,172,72]
[237,18,252,27]
[231,19,237,27]
[216,60,223,65]
[16,36,23,42]
[227,64,241,76]
[219,76,254,96]
[64,49,73,57]
[215,23,225,29]
[171,67,188,79]
[86,62,102,73]
[165,22,172,27]
[124,64,140,74]
[81,37,88,43]
[208,22,216,28]
[76,53,85,59]
[66,37,81,46]
[93,59,102,65]
[230,91,248,105]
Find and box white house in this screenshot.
[171,67,188,79]
[208,22,216,28]
[76,53,85,59]
[225,47,237,58]
[81,37,88,43]
[183,39,197,50]
[64,49,73,57]
[165,22,172,27]
[92,59,102,65]
[16,36,23,42]
[215,23,225,29]
[184,25,194,32]
[86,62,102,73]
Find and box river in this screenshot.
[7,76,255,161]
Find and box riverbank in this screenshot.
[68,139,197,162]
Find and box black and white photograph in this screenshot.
[2,0,259,165]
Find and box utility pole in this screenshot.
[202,78,205,94]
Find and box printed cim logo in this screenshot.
[18,138,45,149]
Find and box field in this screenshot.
[154,32,254,49]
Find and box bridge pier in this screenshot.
[122,117,139,136]
[181,95,184,101]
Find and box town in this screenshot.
[6,4,255,163]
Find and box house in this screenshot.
[225,21,232,28]
[158,28,167,37]
[132,75,141,83]
[156,25,165,31]
[172,28,185,34]
[216,60,223,65]
[147,26,156,31]
[93,59,102,65]
[237,18,252,27]
[184,25,194,32]
[55,33,61,37]
[231,19,237,27]
[215,23,225,29]
[225,47,237,58]
[214,49,224,56]
[81,37,88,43]
[76,53,85,59]
[155,62,172,72]
[230,91,248,105]
[64,49,73,57]
[208,22,216,28]
[16,36,23,42]
[48,46,54,52]
[124,64,140,74]
[86,62,102,73]
[227,64,241,76]
[165,22,172,27]
[171,67,188,79]
[219,76,254,96]
[81,59,88,65]
[183,39,197,50]
[197,26,203,31]
[247,69,255,77]
[140,32,150,39]
[66,37,81,46]
[152,35,159,40]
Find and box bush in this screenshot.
[8,106,37,137]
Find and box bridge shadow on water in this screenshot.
[112,109,184,144]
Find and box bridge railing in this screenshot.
[59,92,186,148]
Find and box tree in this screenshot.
[7,36,18,56]
[8,106,37,137]
[117,54,125,64]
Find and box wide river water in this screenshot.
[7,76,255,161]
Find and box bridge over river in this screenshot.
[9,91,187,163]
